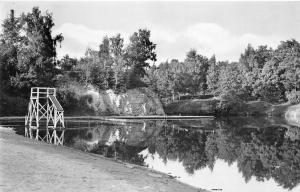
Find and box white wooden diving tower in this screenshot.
[25,87,65,145]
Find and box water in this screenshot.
[1,117,300,192]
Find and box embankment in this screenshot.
[1,85,165,117]
[164,99,300,126]
[0,127,203,192]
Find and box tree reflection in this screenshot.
[59,119,300,190]
[90,141,146,165]
[149,125,209,174]
[148,124,300,190]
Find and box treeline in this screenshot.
[58,30,156,93]
[59,35,300,104]
[56,29,157,114]
[148,42,300,104]
[63,36,300,104]
[61,30,300,104]
[0,8,156,95]
[1,8,300,116]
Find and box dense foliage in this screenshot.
[61,29,157,92]
[0,8,63,96]
[148,42,300,103]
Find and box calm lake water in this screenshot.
[1,117,300,192]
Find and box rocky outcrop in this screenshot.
[84,87,165,116]
[285,104,300,127]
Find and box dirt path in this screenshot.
[0,128,206,192]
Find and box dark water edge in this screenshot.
[1,117,300,192]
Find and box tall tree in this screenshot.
[98,36,113,89]
[1,10,22,45]
[184,49,209,95]
[276,40,300,92]
[239,44,273,100]
[0,10,21,92]
[109,34,125,91]
[125,29,156,88]
[217,62,244,95]
[9,7,63,91]
[256,40,300,102]
[206,55,218,95]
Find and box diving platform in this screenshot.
[25,87,65,145]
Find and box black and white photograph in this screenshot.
[0,0,299,192]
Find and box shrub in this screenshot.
[57,82,95,116]
[286,90,300,104]
[259,83,283,103]
[216,90,246,115]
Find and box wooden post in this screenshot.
[29,127,33,139]
[36,88,39,129]
[46,129,49,143]
[53,130,57,145]
[25,127,28,137]
[35,129,39,140]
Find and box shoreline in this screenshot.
[0,127,206,192]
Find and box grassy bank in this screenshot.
[164,98,298,118]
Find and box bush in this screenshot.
[216,90,246,115]
[57,82,95,116]
[72,139,90,152]
[259,83,283,103]
[286,90,300,104]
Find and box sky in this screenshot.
[0,1,300,63]
[140,149,300,192]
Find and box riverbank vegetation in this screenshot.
[1,7,299,116]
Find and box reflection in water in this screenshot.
[142,125,300,192]
[24,126,65,145]
[1,117,300,192]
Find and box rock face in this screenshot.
[285,104,300,127]
[85,87,165,116]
